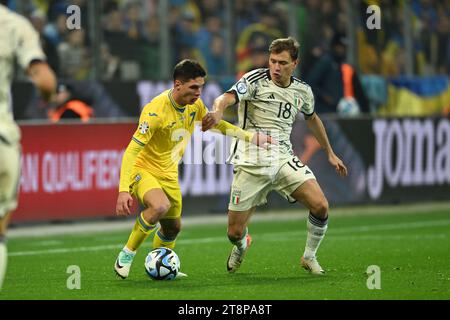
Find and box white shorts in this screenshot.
[228,156,316,211]
[0,139,21,218]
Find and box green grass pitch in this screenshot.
[2,204,450,300]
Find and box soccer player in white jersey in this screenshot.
[202,37,348,275]
[0,2,57,290]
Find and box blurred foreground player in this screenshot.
[0,2,57,290]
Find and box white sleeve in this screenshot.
[227,70,260,102]
[13,15,46,70]
[301,86,315,116]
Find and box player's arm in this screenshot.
[27,61,57,102]
[301,85,347,177]
[213,120,277,149]
[13,15,57,101]
[197,99,276,148]
[116,140,144,216]
[202,92,237,131]
[305,113,347,177]
[203,72,255,131]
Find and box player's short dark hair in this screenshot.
[269,37,300,61]
[173,59,206,82]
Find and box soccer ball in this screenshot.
[144,247,180,280]
[337,97,360,117]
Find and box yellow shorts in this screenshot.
[129,169,182,220]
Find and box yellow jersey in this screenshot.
[119,89,253,192]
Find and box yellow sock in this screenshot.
[153,229,177,249]
[125,212,157,251]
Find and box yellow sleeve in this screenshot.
[132,103,163,146]
[196,98,208,120]
[213,120,255,142]
[197,99,254,142]
[119,140,143,192]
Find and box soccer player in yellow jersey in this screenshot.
[114,59,275,279]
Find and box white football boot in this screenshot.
[114,249,136,279]
[176,271,188,278]
[301,256,325,275]
[226,234,252,273]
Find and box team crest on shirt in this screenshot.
[167,121,177,129]
[139,121,149,134]
[294,93,301,108]
[231,189,241,205]
[236,81,247,94]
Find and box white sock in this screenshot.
[303,213,328,259]
[233,228,249,253]
[0,241,7,290]
[123,246,136,255]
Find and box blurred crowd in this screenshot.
[358,0,449,76]
[8,0,449,81]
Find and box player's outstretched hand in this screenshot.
[116,192,133,216]
[251,132,278,149]
[202,110,223,131]
[328,153,348,177]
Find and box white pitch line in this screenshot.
[329,234,447,241]
[8,233,448,257]
[8,244,123,257]
[8,218,450,257]
[7,201,450,239]
[330,219,450,234]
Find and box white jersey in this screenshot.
[227,68,315,167]
[0,4,45,144]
